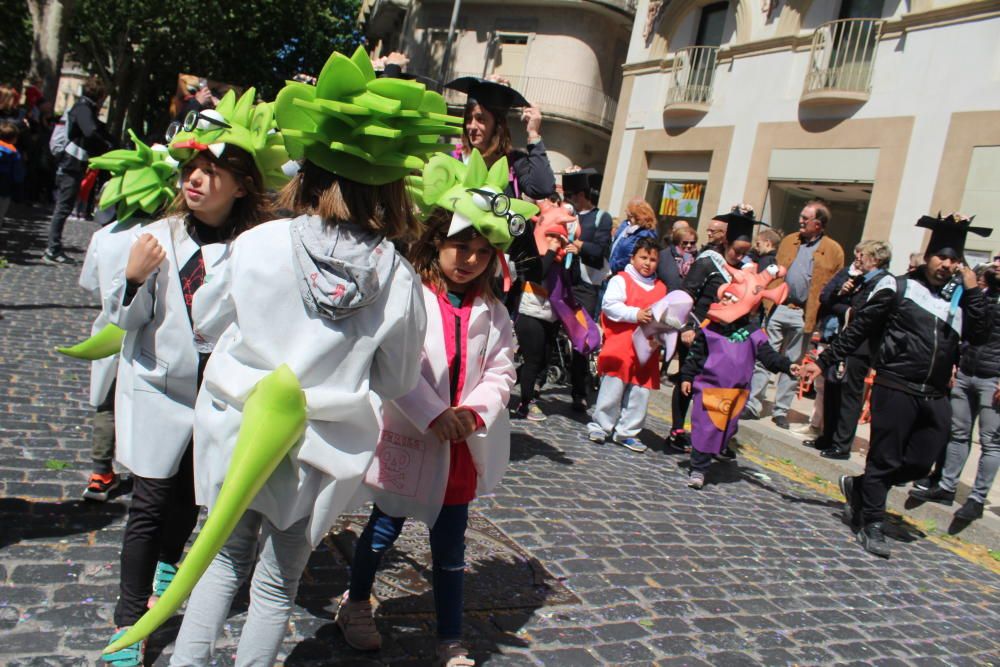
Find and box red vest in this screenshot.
[597,272,667,389]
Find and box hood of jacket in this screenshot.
[289,214,398,322]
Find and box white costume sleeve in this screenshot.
[79,229,102,294]
[371,266,428,403]
[104,271,156,331]
[602,274,639,323]
[458,305,515,431]
[192,245,236,351]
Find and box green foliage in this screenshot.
[65,0,364,138]
[45,459,70,470]
[0,3,32,86]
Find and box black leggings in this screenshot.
[114,441,199,627]
[515,315,555,409]
[671,343,691,431]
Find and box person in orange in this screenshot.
[587,238,665,453]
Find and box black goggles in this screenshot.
[467,188,526,237]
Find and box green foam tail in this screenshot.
[102,364,307,655]
[55,324,126,360]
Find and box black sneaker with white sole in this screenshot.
[857,521,891,558]
[838,474,862,531]
[43,251,76,265]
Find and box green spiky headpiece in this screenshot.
[410,150,538,252]
[273,46,463,186]
[168,87,294,190]
[89,130,177,222]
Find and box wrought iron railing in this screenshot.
[803,18,884,97]
[440,72,619,131]
[665,46,719,108]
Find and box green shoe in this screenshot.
[103,628,144,666]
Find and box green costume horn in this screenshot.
[55,323,125,360]
[274,46,463,185]
[88,130,177,222]
[102,364,307,655]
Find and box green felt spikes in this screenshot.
[415,150,540,251]
[169,88,294,191]
[88,130,177,222]
[274,46,462,186]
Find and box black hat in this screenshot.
[562,168,602,196]
[917,212,992,259]
[714,204,762,243]
[444,76,530,111]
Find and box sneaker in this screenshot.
[571,398,589,413]
[436,640,475,666]
[43,251,76,265]
[839,474,861,531]
[772,415,789,429]
[911,476,932,491]
[103,627,144,667]
[791,423,822,437]
[335,590,382,651]
[687,471,705,489]
[525,402,547,422]
[587,430,606,444]
[666,430,692,453]
[954,498,984,522]
[83,471,120,502]
[716,444,737,461]
[907,484,955,505]
[147,561,177,609]
[857,522,891,558]
[613,434,647,453]
[739,407,759,421]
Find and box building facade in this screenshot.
[359,0,635,173]
[602,0,1000,270]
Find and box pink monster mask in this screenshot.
[532,199,577,261]
[707,264,789,324]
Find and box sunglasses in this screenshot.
[165,110,232,143]
[680,240,698,247]
[467,188,526,237]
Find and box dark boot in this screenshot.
[954,498,984,522]
[907,485,955,505]
[839,474,862,531]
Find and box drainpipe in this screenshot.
[438,0,462,86]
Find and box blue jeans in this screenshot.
[349,504,469,641]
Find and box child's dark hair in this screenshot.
[0,120,18,143]
[632,237,660,256]
[167,145,268,240]
[408,208,498,301]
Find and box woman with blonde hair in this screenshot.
[609,197,659,274]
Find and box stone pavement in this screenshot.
[2,206,1000,666]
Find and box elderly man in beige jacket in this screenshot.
[743,199,845,428]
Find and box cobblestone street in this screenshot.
[2,207,999,666]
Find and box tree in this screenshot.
[65,0,364,142]
[26,0,78,103]
[0,3,33,88]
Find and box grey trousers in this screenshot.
[588,375,650,439]
[940,371,1000,504]
[746,305,805,419]
[169,511,313,667]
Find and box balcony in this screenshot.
[801,18,883,106]
[663,46,719,118]
[441,72,619,132]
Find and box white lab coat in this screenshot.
[104,216,228,479]
[190,218,427,546]
[363,284,516,526]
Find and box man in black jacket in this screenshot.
[909,266,1000,522]
[802,214,990,558]
[44,75,113,264]
[563,169,612,411]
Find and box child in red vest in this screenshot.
[587,237,665,453]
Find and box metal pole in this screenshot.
[438,0,462,86]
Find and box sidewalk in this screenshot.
[649,382,1000,551]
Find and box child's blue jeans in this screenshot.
[349,503,469,641]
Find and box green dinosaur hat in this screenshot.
[273,46,463,186]
[412,149,538,252]
[89,130,178,222]
[168,88,294,190]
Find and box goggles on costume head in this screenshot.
[466,188,526,238]
[183,110,231,133]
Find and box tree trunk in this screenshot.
[26,0,78,104]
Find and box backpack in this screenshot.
[49,111,70,157]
